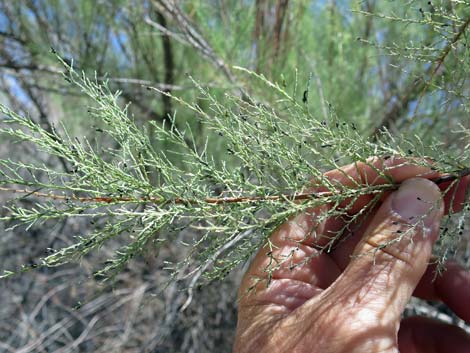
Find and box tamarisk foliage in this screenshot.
[0,56,467,284]
[0,1,469,287]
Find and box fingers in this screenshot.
[326,178,444,322]
[324,156,438,189]
[414,262,470,322]
[398,316,470,353]
[299,156,442,248]
[238,157,467,315]
[243,156,446,294]
[322,156,439,212]
[322,157,469,215]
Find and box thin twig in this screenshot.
[1,168,469,206]
[179,228,255,311]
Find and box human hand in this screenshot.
[233,157,470,353]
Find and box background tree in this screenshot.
[0,0,469,352]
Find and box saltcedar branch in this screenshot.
[1,168,469,205]
[373,16,470,136]
[409,16,470,119]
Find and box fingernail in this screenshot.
[392,178,442,229]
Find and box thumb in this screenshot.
[330,178,444,322]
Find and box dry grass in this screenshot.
[0,217,240,353]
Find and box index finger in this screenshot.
[320,156,440,212]
[293,156,442,248]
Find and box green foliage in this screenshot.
[0,57,468,283]
[0,0,469,286]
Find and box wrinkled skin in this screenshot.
[234,157,470,353]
